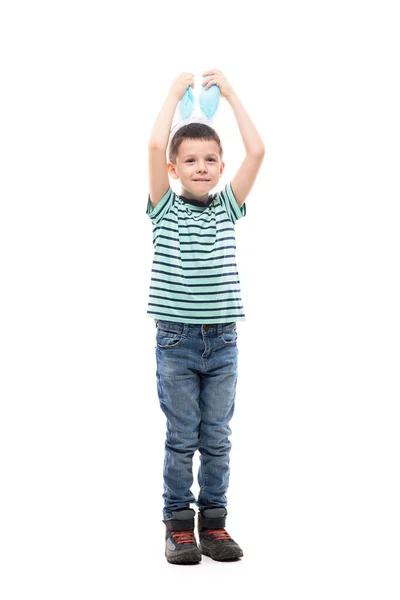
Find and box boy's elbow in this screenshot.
[250,146,266,160]
[149,137,167,151]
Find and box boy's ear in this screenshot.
[219,161,225,176]
[167,162,179,180]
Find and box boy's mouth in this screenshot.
[193,179,210,182]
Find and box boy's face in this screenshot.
[168,138,225,201]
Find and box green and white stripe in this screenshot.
[146,183,246,323]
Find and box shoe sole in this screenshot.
[199,544,243,561]
[165,550,202,565]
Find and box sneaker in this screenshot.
[163,509,202,565]
[198,508,243,561]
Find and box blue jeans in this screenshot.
[155,319,239,521]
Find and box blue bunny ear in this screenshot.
[179,86,195,120]
[199,76,220,120]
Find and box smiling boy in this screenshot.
[147,69,265,564]
[167,133,224,201]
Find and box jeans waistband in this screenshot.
[155,319,236,336]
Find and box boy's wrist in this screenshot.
[167,88,183,104]
[225,91,239,104]
[167,92,179,103]
[159,91,180,117]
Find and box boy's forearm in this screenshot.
[226,93,265,157]
[149,92,179,149]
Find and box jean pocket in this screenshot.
[156,327,183,349]
[220,326,238,345]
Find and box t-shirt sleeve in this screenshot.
[218,183,246,224]
[146,187,175,224]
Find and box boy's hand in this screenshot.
[202,69,235,100]
[169,72,195,101]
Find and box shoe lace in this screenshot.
[205,528,232,541]
[170,530,196,545]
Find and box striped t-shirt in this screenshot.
[146,183,246,324]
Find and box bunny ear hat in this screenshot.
[168,75,221,156]
[179,75,221,120]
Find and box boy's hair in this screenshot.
[168,122,223,163]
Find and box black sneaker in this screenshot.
[163,509,202,565]
[198,508,243,561]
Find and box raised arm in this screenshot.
[202,69,266,208]
[148,73,195,208]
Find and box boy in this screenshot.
[147,69,265,564]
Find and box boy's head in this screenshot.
[167,123,225,200]
[168,122,223,163]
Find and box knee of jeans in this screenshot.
[199,429,231,455]
[166,430,199,454]
[199,440,231,457]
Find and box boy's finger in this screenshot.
[204,79,218,90]
[202,69,221,76]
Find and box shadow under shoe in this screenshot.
[198,507,243,561]
[163,508,202,565]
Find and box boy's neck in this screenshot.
[179,189,210,203]
[179,194,214,208]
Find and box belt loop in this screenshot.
[183,323,189,337]
[217,323,223,335]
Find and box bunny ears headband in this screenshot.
[180,75,221,120]
[169,75,221,141]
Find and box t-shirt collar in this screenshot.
[177,194,215,208]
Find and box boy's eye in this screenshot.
[207,158,216,162]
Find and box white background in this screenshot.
[1,1,399,598]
